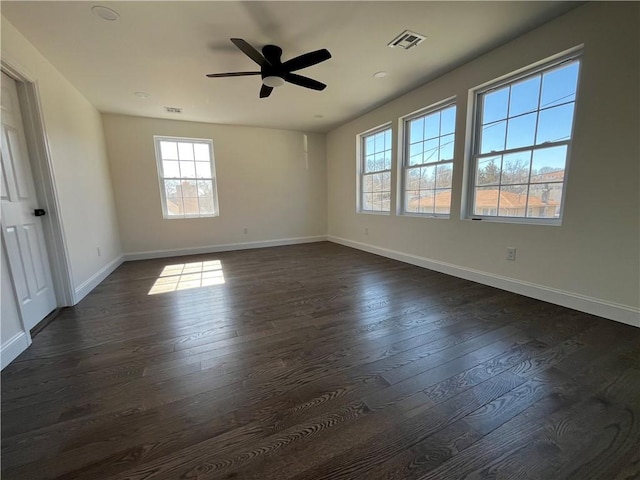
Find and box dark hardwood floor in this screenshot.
[2,241,639,479]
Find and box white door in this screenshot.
[1,72,56,330]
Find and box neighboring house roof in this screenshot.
[409,188,559,210]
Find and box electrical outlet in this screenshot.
[507,247,516,261]
[97,246,101,257]
[243,228,248,234]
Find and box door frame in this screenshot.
[2,58,74,308]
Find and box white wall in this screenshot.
[102,114,327,256]
[326,2,639,326]
[1,17,123,301]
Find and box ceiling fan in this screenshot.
[206,38,331,98]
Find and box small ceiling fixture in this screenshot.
[387,30,426,50]
[134,91,150,98]
[262,76,285,88]
[313,114,324,119]
[373,71,388,78]
[91,5,119,21]
[164,107,182,113]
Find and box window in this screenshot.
[468,53,581,223]
[402,102,456,216]
[358,126,392,213]
[154,136,219,219]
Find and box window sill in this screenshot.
[464,216,561,226]
[400,213,450,220]
[357,210,391,216]
[162,214,219,220]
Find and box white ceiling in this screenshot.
[2,1,578,133]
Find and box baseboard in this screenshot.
[73,255,124,304]
[328,236,640,328]
[123,236,328,261]
[1,331,31,370]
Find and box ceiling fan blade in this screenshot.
[260,84,273,98]
[230,38,270,67]
[282,49,331,72]
[283,73,326,91]
[206,72,261,78]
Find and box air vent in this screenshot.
[387,30,426,50]
[164,107,182,113]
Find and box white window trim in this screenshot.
[399,97,456,218]
[464,48,583,226]
[356,123,393,215]
[153,135,220,219]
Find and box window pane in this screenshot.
[420,165,436,190]
[371,193,382,211]
[164,179,180,197]
[424,113,440,139]
[383,152,392,171]
[528,183,563,218]
[178,142,194,161]
[195,162,212,178]
[178,179,198,197]
[381,172,391,191]
[408,143,423,166]
[374,133,385,152]
[162,160,180,178]
[531,146,566,183]
[160,141,178,160]
[419,191,435,214]
[482,87,509,124]
[180,161,196,178]
[374,152,385,171]
[406,168,421,191]
[439,134,455,161]
[198,196,215,215]
[434,189,451,214]
[409,118,424,143]
[362,193,373,210]
[365,136,375,156]
[423,138,439,163]
[509,76,541,116]
[501,151,531,185]
[381,192,391,211]
[505,113,536,150]
[480,121,506,154]
[499,185,529,217]
[197,180,213,197]
[436,163,453,189]
[182,197,199,216]
[364,154,375,173]
[541,62,579,108]
[536,103,575,144]
[405,190,419,213]
[441,106,456,135]
[474,186,499,215]
[476,155,501,186]
[166,197,183,216]
[384,130,392,151]
[363,174,374,193]
[194,143,210,161]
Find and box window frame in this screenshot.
[465,49,582,225]
[153,135,220,220]
[400,98,457,218]
[357,123,393,214]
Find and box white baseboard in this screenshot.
[1,331,31,370]
[73,255,124,304]
[123,236,328,261]
[328,235,640,328]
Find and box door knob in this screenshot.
[34,209,46,217]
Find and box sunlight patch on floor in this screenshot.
[148,260,225,295]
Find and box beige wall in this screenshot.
[1,18,122,294]
[102,114,327,254]
[327,3,639,318]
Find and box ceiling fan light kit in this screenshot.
[206,38,331,98]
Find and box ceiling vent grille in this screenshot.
[387,30,426,50]
[164,107,182,113]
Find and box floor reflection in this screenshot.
[148,260,225,295]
